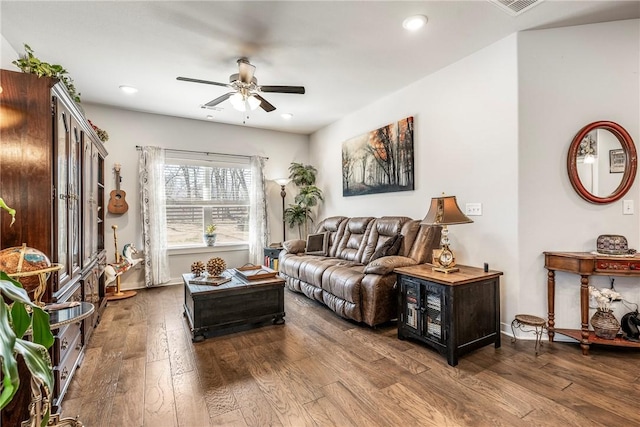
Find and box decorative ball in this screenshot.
[0,245,51,291]
[206,257,226,277]
[190,261,205,277]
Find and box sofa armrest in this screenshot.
[363,255,418,275]
[282,239,306,254]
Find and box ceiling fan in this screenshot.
[177,58,305,113]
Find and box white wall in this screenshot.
[310,19,640,336]
[1,34,18,69]
[310,35,520,330]
[518,19,640,330]
[82,104,309,289]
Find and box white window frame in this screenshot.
[164,151,252,249]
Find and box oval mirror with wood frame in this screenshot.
[567,121,637,204]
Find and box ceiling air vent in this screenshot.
[489,0,545,16]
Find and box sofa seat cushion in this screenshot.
[320,263,365,304]
[279,252,314,277]
[297,257,345,288]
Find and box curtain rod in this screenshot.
[135,145,268,160]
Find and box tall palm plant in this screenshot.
[283,204,310,239]
[284,163,324,238]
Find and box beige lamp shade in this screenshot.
[421,195,473,226]
[274,178,291,186]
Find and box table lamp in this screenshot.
[421,194,473,273]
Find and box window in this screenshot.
[164,153,251,247]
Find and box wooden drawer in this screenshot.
[54,279,83,304]
[53,320,82,364]
[53,331,82,406]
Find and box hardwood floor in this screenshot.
[61,284,640,427]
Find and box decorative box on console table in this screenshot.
[396,264,503,366]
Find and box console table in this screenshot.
[544,251,640,355]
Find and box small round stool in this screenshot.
[511,314,547,355]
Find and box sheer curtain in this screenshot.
[138,146,170,287]
[249,156,268,265]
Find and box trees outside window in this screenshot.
[164,157,251,247]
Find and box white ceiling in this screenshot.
[1,1,638,135]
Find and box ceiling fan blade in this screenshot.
[204,92,234,107]
[238,59,256,84]
[260,85,305,94]
[177,76,229,88]
[254,94,276,112]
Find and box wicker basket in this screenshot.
[590,309,620,339]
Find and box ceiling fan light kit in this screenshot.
[177,58,305,114]
[229,93,261,112]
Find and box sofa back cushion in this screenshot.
[334,217,375,262]
[360,217,412,264]
[407,224,442,264]
[314,216,348,257]
[399,219,421,257]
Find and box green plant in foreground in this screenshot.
[0,196,54,426]
[0,272,54,426]
[12,43,81,103]
[0,197,16,226]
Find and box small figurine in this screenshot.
[105,243,141,288]
[191,261,206,277]
[206,257,226,276]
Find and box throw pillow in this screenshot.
[306,232,329,256]
[283,239,306,254]
[364,255,418,275]
[370,234,403,262]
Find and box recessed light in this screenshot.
[119,85,138,94]
[402,15,427,31]
[281,113,293,120]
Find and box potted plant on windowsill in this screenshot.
[204,224,217,247]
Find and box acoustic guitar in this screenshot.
[107,163,129,214]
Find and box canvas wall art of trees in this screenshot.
[342,116,414,197]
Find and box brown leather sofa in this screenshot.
[278,216,441,326]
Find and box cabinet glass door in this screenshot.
[69,120,82,277]
[421,283,445,343]
[55,100,70,285]
[401,279,420,330]
[96,154,105,253]
[82,135,94,267]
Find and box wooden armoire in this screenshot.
[0,69,108,424]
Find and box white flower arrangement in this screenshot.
[589,286,622,312]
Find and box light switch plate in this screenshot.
[466,203,482,216]
[623,199,634,215]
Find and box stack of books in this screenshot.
[188,275,231,286]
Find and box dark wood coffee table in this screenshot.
[182,269,285,342]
